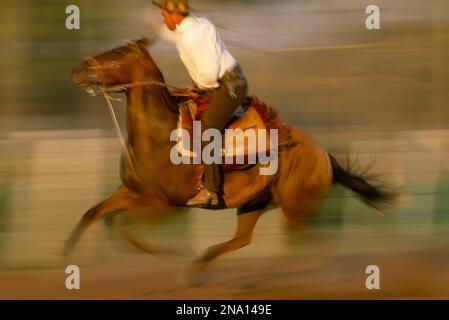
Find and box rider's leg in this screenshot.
[203,163,222,193]
[186,65,248,207]
[202,81,247,192]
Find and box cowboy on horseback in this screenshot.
[152,0,249,207]
[67,26,397,269]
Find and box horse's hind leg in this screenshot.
[190,206,265,280]
[63,187,141,256]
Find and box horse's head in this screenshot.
[72,37,155,89]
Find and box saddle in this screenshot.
[173,89,296,171]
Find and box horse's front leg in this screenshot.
[63,186,143,256]
[104,207,191,256]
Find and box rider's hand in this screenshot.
[148,20,162,37]
[145,12,176,44]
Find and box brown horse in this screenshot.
[67,38,396,275]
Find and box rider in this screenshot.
[152,0,249,207]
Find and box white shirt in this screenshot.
[158,15,237,89]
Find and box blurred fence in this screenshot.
[0,127,448,270]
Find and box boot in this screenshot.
[186,185,219,207]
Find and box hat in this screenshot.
[152,0,189,15]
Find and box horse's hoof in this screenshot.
[63,240,73,255]
[62,245,71,258]
[188,261,209,287]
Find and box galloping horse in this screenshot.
[67,37,396,274]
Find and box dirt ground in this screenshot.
[1,234,449,299]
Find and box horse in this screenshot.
[67,37,396,276]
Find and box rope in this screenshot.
[103,93,137,178]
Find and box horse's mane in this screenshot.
[122,37,166,80]
[246,96,280,128]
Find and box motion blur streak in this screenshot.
[0,0,448,299]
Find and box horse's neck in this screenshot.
[125,85,177,149]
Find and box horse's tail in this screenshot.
[328,154,397,211]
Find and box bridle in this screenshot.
[83,41,183,96]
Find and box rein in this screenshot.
[84,79,181,96]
